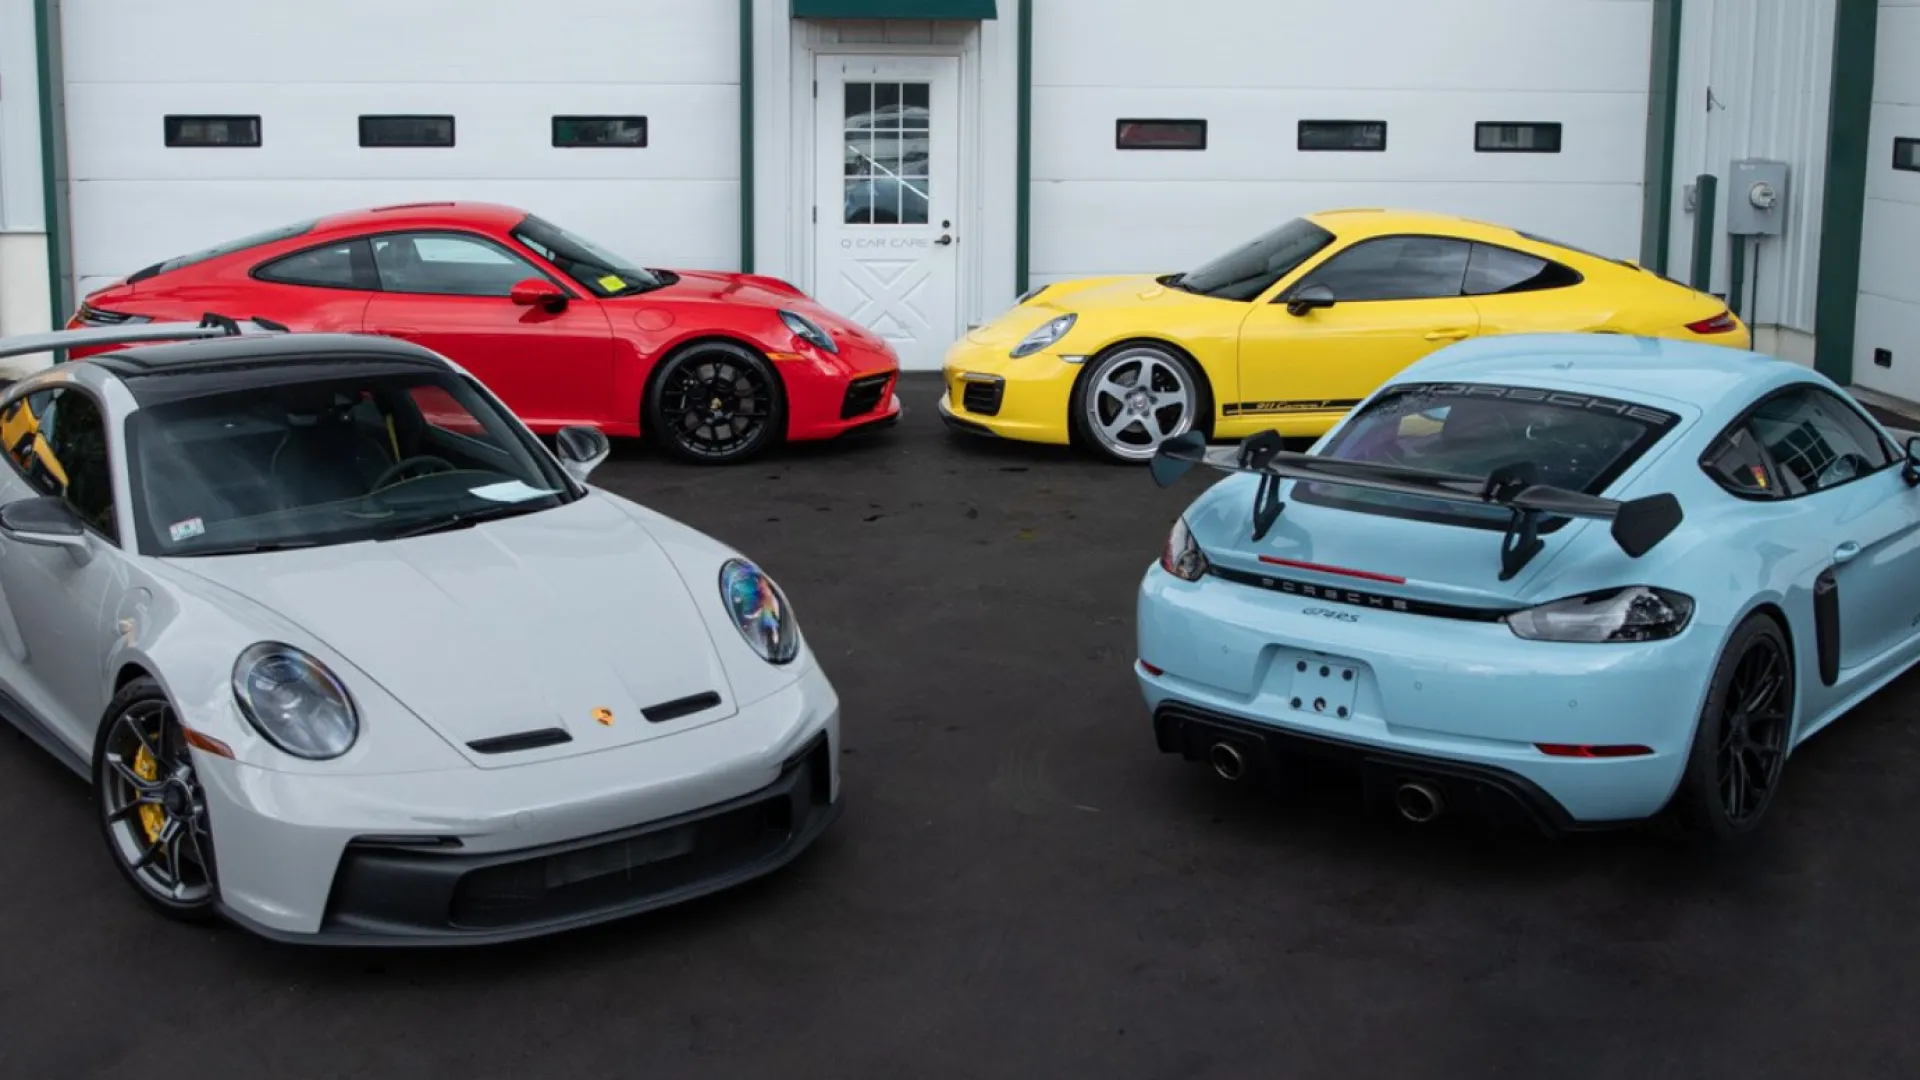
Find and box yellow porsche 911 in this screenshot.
[938,209,1749,462]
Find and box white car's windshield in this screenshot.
[126,371,579,556]
[1293,383,1679,528]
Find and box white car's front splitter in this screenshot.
[193,662,842,945]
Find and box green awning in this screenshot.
[791,0,996,18]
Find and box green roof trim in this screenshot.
[791,0,996,18]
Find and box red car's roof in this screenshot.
[307,201,532,236]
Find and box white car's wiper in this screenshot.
[382,503,547,542]
[175,539,320,557]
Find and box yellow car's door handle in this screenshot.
[1425,329,1473,342]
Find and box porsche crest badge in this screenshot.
[592,707,615,726]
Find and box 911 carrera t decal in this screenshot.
[1223,399,1362,417]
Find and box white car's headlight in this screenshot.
[231,643,360,759]
[1505,587,1694,643]
[1010,313,1076,358]
[720,559,800,664]
[1160,516,1209,582]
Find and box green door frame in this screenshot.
[1812,0,1879,386]
[34,0,74,328]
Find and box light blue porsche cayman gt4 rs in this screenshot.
[1137,332,1920,840]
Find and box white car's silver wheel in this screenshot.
[94,683,217,916]
[1076,346,1202,463]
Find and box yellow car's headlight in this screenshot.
[1010,313,1076,358]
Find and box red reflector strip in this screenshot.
[1535,743,1653,758]
[1258,555,1407,585]
[1138,660,1165,677]
[1686,311,1738,334]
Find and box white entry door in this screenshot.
[814,55,961,372]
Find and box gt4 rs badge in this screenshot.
[1303,607,1360,623]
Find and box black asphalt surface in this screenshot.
[4,372,1918,1079]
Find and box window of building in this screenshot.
[1475,122,1563,153]
[1116,119,1207,151]
[1298,120,1386,152]
[359,115,455,148]
[1462,243,1583,295]
[844,81,931,225]
[1294,235,1470,301]
[164,115,261,148]
[1895,137,1920,173]
[553,116,648,148]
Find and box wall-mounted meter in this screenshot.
[1728,159,1790,236]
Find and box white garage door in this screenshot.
[59,0,739,298]
[1027,0,1655,286]
[1853,0,1920,400]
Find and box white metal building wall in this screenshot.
[59,0,741,298]
[0,0,51,341]
[1853,0,1920,400]
[1026,0,1655,287]
[1668,0,1834,361]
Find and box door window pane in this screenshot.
[371,232,542,297]
[2,389,117,540]
[1299,236,1471,301]
[1745,388,1896,495]
[844,80,930,225]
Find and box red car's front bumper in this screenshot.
[780,339,903,442]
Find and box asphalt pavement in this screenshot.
[2,373,1917,1080]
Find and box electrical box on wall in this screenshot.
[1728,159,1790,236]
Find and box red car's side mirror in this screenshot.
[509,278,568,313]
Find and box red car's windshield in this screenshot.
[510,215,666,298]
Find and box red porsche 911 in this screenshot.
[65,202,902,464]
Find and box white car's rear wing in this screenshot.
[0,312,288,365]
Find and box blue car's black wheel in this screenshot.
[1674,615,1794,839]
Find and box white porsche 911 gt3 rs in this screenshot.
[0,318,841,945]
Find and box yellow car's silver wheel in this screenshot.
[1076,346,1201,463]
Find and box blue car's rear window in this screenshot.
[1293,382,1681,530]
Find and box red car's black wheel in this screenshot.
[645,342,786,465]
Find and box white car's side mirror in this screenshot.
[0,496,94,564]
[554,425,611,483]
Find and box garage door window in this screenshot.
[1296,236,1471,301]
[256,240,376,290]
[1895,137,1920,173]
[371,234,543,297]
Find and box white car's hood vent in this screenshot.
[167,496,741,769]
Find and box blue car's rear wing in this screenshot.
[1150,430,1683,581]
